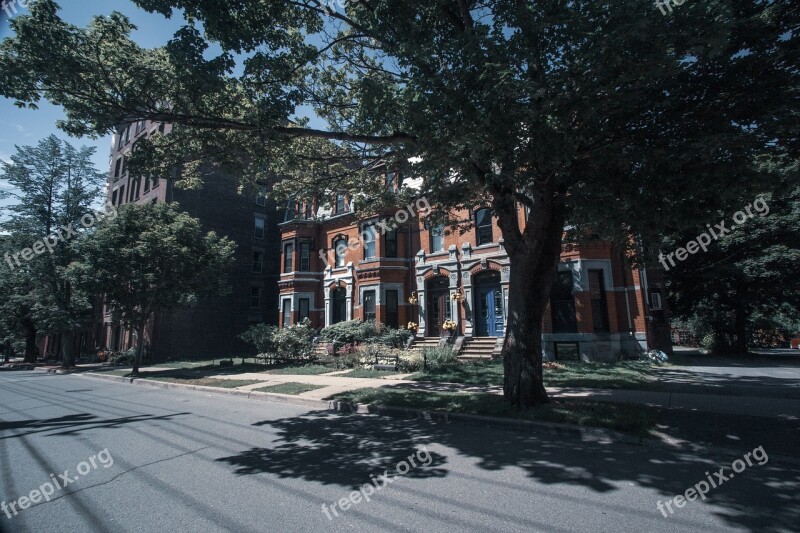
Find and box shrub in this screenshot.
[109,349,137,366]
[320,320,379,351]
[336,351,365,369]
[700,333,716,351]
[397,350,424,372]
[422,346,458,371]
[360,343,400,361]
[640,350,669,364]
[271,319,315,360]
[239,323,278,354]
[378,327,413,348]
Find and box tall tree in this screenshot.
[68,202,236,374]
[0,135,106,365]
[666,185,800,354]
[0,236,36,362]
[1,0,797,404]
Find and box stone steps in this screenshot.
[458,337,501,359]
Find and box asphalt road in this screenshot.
[0,371,797,533]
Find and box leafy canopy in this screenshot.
[68,201,236,334]
[1,0,796,247]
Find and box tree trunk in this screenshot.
[61,330,74,367]
[23,322,37,364]
[502,252,555,406]
[734,279,748,355]
[3,339,11,363]
[132,325,145,375]
[492,187,566,408]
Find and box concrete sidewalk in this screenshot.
[153,368,800,420]
[34,356,791,420]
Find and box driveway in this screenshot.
[653,352,800,400]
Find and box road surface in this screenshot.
[0,371,797,532]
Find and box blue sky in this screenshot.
[0,0,186,200]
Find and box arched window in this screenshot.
[333,237,348,268]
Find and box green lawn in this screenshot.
[340,368,402,379]
[410,360,503,385]
[262,364,334,375]
[145,377,263,388]
[543,361,661,389]
[328,388,656,435]
[411,359,661,390]
[252,382,327,395]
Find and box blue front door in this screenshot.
[476,286,504,337]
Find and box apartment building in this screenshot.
[278,176,672,361]
[96,120,281,360]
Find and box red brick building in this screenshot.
[279,179,672,361]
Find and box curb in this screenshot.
[327,400,643,445]
[79,371,638,445]
[33,367,72,374]
[81,372,331,409]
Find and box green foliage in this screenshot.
[69,202,236,370]
[421,346,458,371]
[108,349,137,366]
[270,319,315,360]
[665,188,800,353]
[239,323,278,354]
[397,350,424,372]
[320,320,379,350]
[0,136,106,363]
[378,326,413,348]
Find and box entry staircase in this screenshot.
[458,337,501,360]
[410,336,500,360]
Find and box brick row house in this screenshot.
[279,176,672,361]
[41,119,282,361]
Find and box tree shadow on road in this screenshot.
[216,410,800,532]
[0,412,190,440]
